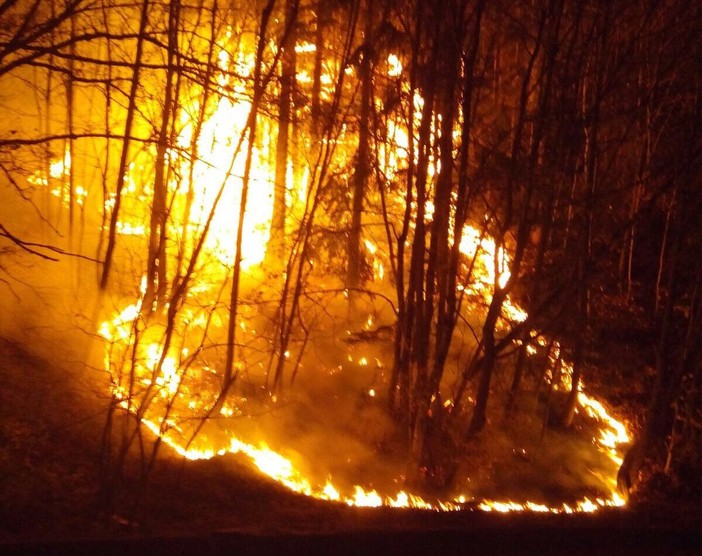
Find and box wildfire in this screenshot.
[28,149,88,207]
[458,225,528,323]
[128,403,626,512]
[91,96,628,513]
[577,391,630,467]
[172,45,274,269]
[477,495,625,513]
[98,246,630,514]
[136,410,466,510]
[28,21,631,516]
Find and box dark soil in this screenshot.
[1,336,701,555]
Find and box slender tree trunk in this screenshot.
[310,0,328,140]
[468,287,506,434]
[412,0,467,463]
[466,1,556,434]
[66,14,76,243]
[100,0,151,290]
[388,0,424,418]
[268,0,299,265]
[347,0,372,322]
[654,195,673,316]
[144,0,180,311]
[221,0,276,398]
[619,201,681,493]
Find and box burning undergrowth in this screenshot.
[97,260,629,512]
[4,1,638,516]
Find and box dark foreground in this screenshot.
[1,337,701,555]
[3,523,702,556]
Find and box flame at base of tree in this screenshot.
[99,251,630,514]
[154,413,626,513]
[18,6,633,514]
[109,363,628,513]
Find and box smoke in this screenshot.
[0,149,623,512]
[0,187,113,407]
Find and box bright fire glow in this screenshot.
[28,28,631,516]
[458,225,528,323]
[99,262,630,513]
[171,46,273,268]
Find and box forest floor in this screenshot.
[1,332,702,555]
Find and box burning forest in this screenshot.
[2,0,702,542]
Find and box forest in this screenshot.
[1,0,702,536]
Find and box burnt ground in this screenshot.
[1,336,701,555]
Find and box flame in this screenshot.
[101,288,629,513]
[95,72,628,511]
[477,495,625,513]
[28,26,631,516]
[386,54,403,78]
[137,400,627,513]
[171,47,273,269]
[458,225,528,323]
[577,391,630,466]
[28,149,88,206]
[83,33,277,273]
[133,408,463,510]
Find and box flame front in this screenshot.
[23,16,632,515]
[98,225,630,512]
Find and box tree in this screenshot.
[100,0,152,290]
[346,0,373,321]
[267,0,299,265]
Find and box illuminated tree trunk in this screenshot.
[347,0,373,320]
[310,0,329,139]
[100,0,151,290]
[411,0,482,468]
[268,0,299,265]
[386,1,485,479]
[406,4,485,471]
[95,0,115,269]
[66,14,76,242]
[506,0,581,413]
[399,50,434,432]
[42,1,57,228]
[175,2,218,281]
[466,1,559,435]
[506,192,554,414]
[467,287,506,434]
[266,0,361,395]
[221,0,276,398]
[388,9,422,418]
[144,0,180,311]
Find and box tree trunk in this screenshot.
[221,0,276,399]
[100,0,151,290]
[268,0,298,266]
[144,0,180,311]
[468,288,506,434]
[310,0,328,140]
[347,0,372,322]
